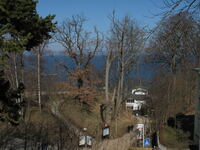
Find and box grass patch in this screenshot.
[61,100,102,137]
[28,107,55,124]
[61,99,136,138]
[160,125,191,149]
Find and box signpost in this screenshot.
[79,128,93,147]
[144,138,150,147]
[79,136,86,147]
[102,124,110,139]
[136,123,144,140]
[79,135,92,147]
[136,123,145,147]
[86,136,92,147]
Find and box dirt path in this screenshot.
[82,133,135,150]
[48,100,82,136]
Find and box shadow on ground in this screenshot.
[176,113,194,140]
[167,113,199,150]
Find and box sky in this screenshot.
[37,0,164,51]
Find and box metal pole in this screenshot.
[85,135,87,148]
[143,124,145,148]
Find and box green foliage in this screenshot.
[0,70,25,125]
[0,0,56,55]
[0,0,56,125]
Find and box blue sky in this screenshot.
[37,0,164,51]
[37,0,164,31]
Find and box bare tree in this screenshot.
[190,23,200,66]
[161,0,200,16]
[103,14,145,123]
[55,15,103,89]
[148,12,198,73]
[162,1,200,66]
[147,12,199,127]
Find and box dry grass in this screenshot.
[110,109,136,137]
[27,107,55,124]
[25,91,137,139]
[60,99,136,138]
[60,100,102,137]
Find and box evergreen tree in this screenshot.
[0,0,56,124]
[0,0,55,55]
[0,70,24,125]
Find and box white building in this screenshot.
[126,87,148,111]
[132,88,148,95]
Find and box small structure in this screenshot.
[79,136,92,147]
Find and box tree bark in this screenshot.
[37,47,41,111]
[13,53,19,88]
[105,57,111,102]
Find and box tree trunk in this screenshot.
[19,52,25,117]
[20,52,24,83]
[37,48,41,111]
[114,79,122,119]
[105,58,111,102]
[13,54,19,88]
[77,77,83,89]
